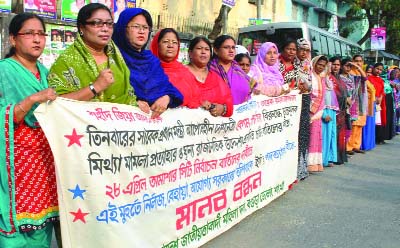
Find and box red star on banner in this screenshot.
[70,208,89,223]
[64,128,84,147]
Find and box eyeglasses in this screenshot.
[161,39,179,46]
[221,45,236,50]
[84,20,114,28]
[344,63,352,67]
[17,31,48,39]
[126,24,151,32]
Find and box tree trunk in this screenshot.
[208,5,232,40]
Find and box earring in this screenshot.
[80,31,83,36]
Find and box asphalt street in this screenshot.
[202,136,400,248]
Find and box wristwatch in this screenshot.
[89,83,98,96]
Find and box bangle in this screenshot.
[89,83,98,96]
[17,103,27,114]
[221,104,227,116]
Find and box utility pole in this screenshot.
[257,0,261,19]
[375,0,381,63]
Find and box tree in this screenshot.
[343,0,400,54]
[208,5,232,40]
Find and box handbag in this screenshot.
[375,110,382,125]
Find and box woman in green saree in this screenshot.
[48,3,136,105]
[0,13,59,247]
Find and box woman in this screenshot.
[330,57,348,164]
[279,39,298,89]
[187,36,233,117]
[210,35,251,105]
[248,42,284,97]
[0,13,58,247]
[361,65,376,151]
[347,55,368,154]
[368,63,386,144]
[112,8,183,118]
[383,67,396,140]
[234,53,257,90]
[48,3,136,106]
[392,68,400,133]
[294,38,312,179]
[340,58,359,155]
[308,55,328,172]
[322,65,339,167]
[150,28,200,108]
[234,53,251,74]
[365,65,373,77]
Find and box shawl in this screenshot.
[209,58,251,105]
[340,74,359,120]
[192,71,234,117]
[279,55,299,88]
[0,59,51,236]
[112,8,183,107]
[310,55,326,115]
[150,30,200,108]
[295,57,312,89]
[48,35,136,105]
[350,68,368,115]
[332,73,348,112]
[324,75,340,111]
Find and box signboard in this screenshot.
[24,0,57,19]
[0,0,11,13]
[61,0,90,21]
[371,27,386,51]
[35,94,301,248]
[222,0,235,8]
[114,0,136,23]
[39,24,77,68]
[248,18,271,26]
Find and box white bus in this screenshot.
[237,22,362,58]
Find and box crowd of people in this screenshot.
[1,3,399,247]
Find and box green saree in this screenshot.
[48,36,136,105]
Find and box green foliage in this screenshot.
[343,0,400,54]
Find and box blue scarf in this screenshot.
[112,8,183,107]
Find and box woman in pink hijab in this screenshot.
[248,42,286,97]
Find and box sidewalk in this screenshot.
[202,136,400,248]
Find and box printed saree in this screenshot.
[0,59,58,237]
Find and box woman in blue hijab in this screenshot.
[112,8,183,118]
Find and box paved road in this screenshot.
[202,136,400,248]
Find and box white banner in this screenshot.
[34,94,301,248]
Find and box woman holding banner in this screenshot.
[0,13,59,247]
[113,8,183,119]
[48,3,136,105]
[186,36,234,117]
[210,35,252,105]
[248,42,285,97]
[150,28,201,109]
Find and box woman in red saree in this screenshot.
[368,63,386,144]
[150,28,201,108]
